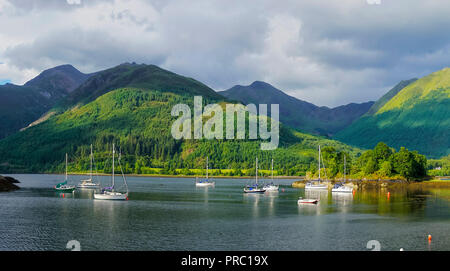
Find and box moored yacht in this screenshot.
[244,157,266,193]
[196,157,215,187]
[332,155,353,193]
[94,143,128,200]
[77,144,100,189]
[305,145,328,190]
[55,153,76,192]
[263,159,279,192]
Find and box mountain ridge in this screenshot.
[335,67,450,158]
[219,81,374,136]
[0,64,91,139]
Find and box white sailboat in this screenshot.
[94,143,129,200]
[263,159,279,192]
[196,157,215,187]
[55,153,76,192]
[305,145,328,190]
[77,144,100,189]
[332,155,353,193]
[244,157,266,193]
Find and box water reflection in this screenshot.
[2,174,450,251]
[332,192,353,214]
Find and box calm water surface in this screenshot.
[0,174,449,251]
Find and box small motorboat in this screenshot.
[297,197,319,204]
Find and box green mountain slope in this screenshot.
[219,81,374,136]
[0,65,90,139]
[0,67,360,174]
[335,68,450,158]
[365,78,417,116]
[59,62,222,110]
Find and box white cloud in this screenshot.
[1,0,450,106]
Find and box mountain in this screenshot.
[0,64,360,174]
[365,78,417,116]
[219,81,374,136]
[0,65,91,139]
[335,68,450,158]
[59,62,223,110]
[24,64,91,99]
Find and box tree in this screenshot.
[374,142,393,163]
[364,157,377,175]
[378,161,392,177]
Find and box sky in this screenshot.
[0,0,449,107]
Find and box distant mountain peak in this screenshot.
[249,80,272,88]
[219,81,374,136]
[24,64,90,95]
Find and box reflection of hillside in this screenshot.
[354,188,431,217]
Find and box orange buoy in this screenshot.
[428,235,432,242]
[387,192,390,199]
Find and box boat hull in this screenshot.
[331,186,353,193]
[305,184,328,190]
[263,185,279,191]
[298,199,319,204]
[195,182,215,187]
[94,192,128,200]
[244,188,266,193]
[77,183,100,188]
[55,186,76,192]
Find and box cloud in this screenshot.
[1,0,450,106]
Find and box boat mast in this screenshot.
[318,145,321,181]
[344,154,346,183]
[90,144,93,180]
[112,143,115,189]
[206,157,209,179]
[271,158,274,181]
[255,157,258,185]
[65,153,68,181]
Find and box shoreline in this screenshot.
[292,179,450,188]
[26,172,306,180]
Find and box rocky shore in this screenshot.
[0,175,20,192]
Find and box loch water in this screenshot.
[0,174,449,251]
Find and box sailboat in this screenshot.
[77,144,100,189]
[196,157,215,187]
[332,155,353,193]
[305,145,328,190]
[244,157,266,193]
[263,159,279,191]
[94,143,129,200]
[55,153,76,192]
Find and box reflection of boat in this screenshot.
[305,145,328,190]
[332,155,353,193]
[94,144,128,200]
[297,197,319,204]
[263,159,279,192]
[55,153,76,192]
[77,144,100,189]
[196,157,215,187]
[244,157,266,193]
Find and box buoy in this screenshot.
[387,192,390,199]
[400,248,404,251]
[62,194,65,198]
[428,235,432,242]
